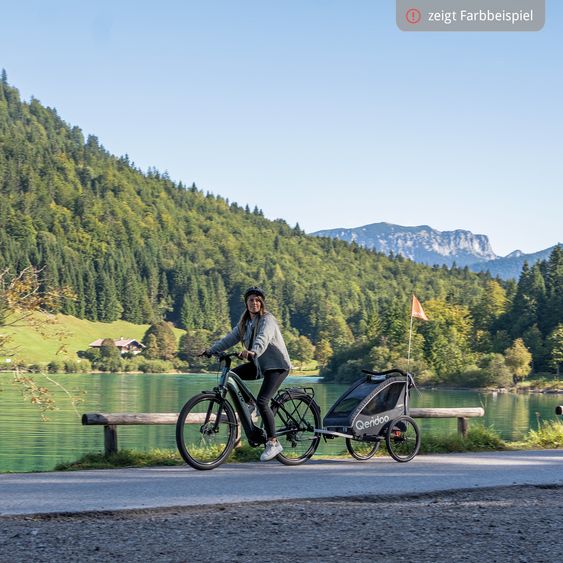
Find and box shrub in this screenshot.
[47,360,64,373]
[97,357,124,373]
[138,359,174,373]
[63,359,81,373]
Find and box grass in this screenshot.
[52,422,563,472]
[55,443,262,471]
[525,420,563,449]
[1,312,185,365]
[55,425,512,471]
[419,425,507,454]
[55,449,185,471]
[516,376,563,392]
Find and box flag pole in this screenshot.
[407,305,414,366]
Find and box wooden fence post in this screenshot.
[457,417,468,438]
[104,425,118,456]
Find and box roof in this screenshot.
[89,338,146,348]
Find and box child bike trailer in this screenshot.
[320,368,420,462]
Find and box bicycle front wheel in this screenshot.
[176,393,237,470]
[272,393,321,466]
[385,415,420,463]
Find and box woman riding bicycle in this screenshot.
[204,286,291,461]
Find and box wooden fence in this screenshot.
[83,407,484,456]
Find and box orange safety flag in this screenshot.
[411,294,429,321]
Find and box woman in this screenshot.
[205,286,291,461]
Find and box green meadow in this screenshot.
[1,313,184,365]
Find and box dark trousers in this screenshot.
[232,363,289,440]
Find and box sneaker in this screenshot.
[260,440,283,461]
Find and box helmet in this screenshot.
[243,286,266,301]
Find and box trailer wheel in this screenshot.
[345,439,380,461]
[385,416,420,462]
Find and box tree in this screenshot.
[100,338,119,359]
[314,339,333,368]
[288,335,315,370]
[143,333,159,360]
[504,338,532,381]
[546,324,563,376]
[472,280,507,333]
[178,329,212,369]
[142,321,176,360]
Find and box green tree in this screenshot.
[142,321,176,360]
[314,339,333,368]
[504,338,532,380]
[546,324,563,376]
[143,333,159,360]
[100,337,120,359]
[178,329,212,369]
[288,335,315,370]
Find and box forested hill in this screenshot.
[3,76,561,381]
[0,76,490,340]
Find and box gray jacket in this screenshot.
[209,312,291,374]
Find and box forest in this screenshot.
[1,73,561,385]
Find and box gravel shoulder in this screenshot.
[1,484,561,562]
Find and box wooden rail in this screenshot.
[410,407,485,439]
[82,407,485,456]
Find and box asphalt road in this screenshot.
[2,450,563,516]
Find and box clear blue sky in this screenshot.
[1,0,561,256]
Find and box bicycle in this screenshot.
[176,352,322,470]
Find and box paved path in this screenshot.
[2,450,563,516]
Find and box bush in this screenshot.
[78,348,100,362]
[97,357,124,373]
[63,359,81,373]
[47,360,64,373]
[138,359,174,373]
[452,355,513,388]
[77,358,92,373]
[122,356,143,372]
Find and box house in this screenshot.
[89,337,146,356]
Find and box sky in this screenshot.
[1,0,561,256]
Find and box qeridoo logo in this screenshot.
[355,415,389,430]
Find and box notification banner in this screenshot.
[397,0,545,31]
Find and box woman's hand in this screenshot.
[239,349,255,360]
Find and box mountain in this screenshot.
[468,245,560,280]
[312,222,558,279]
[312,222,497,267]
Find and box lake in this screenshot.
[1,372,562,473]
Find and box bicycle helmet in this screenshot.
[243,286,265,301]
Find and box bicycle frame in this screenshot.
[211,353,266,446]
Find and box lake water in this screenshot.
[1,372,562,473]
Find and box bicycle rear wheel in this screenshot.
[345,438,380,461]
[176,393,237,470]
[385,415,420,462]
[272,393,321,465]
